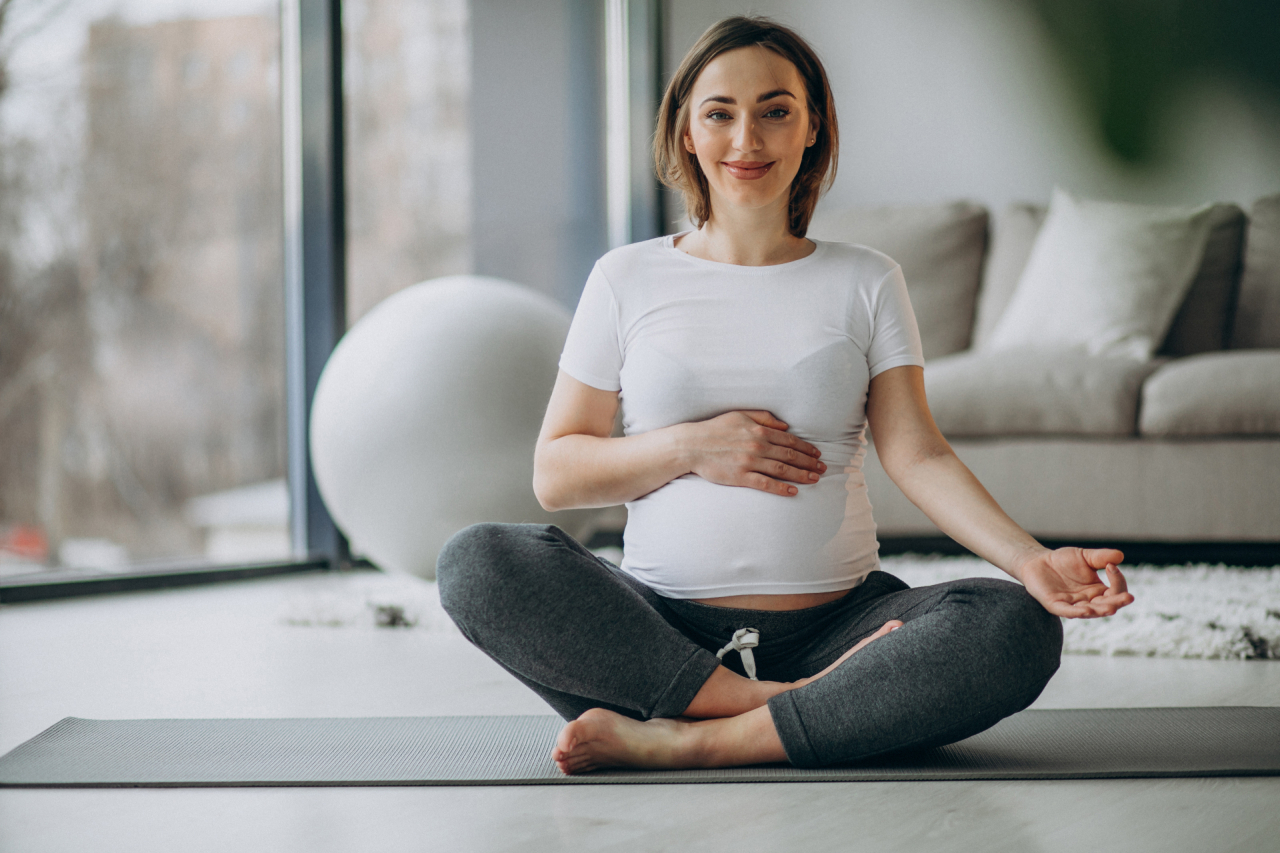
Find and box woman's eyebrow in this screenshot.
[755,88,796,102]
[698,89,797,107]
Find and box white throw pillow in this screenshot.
[984,188,1215,359]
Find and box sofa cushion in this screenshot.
[1231,194,1280,349]
[1158,204,1246,356]
[924,350,1162,437]
[972,203,1046,350]
[985,188,1217,360]
[807,201,987,360]
[1139,352,1280,436]
[974,201,1245,356]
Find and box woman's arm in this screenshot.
[533,371,688,510]
[533,370,826,511]
[865,365,1133,619]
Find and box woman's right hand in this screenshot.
[681,410,826,496]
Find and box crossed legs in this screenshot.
[550,619,904,773]
[437,522,1063,772]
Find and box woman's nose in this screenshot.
[733,117,763,152]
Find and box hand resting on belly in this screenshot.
[536,374,858,610]
[678,409,849,611]
[681,409,827,497]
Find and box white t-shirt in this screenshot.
[558,233,925,598]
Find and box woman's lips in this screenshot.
[722,161,773,180]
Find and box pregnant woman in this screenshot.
[437,15,1133,773]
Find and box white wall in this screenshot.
[665,0,1280,213]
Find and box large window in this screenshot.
[343,0,470,326]
[0,0,288,580]
[0,0,622,595]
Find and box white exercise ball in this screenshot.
[310,275,599,579]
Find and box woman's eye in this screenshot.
[765,107,790,118]
[706,110,731,121]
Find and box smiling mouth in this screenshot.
[722,161,774,180]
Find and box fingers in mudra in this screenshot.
[1076,563,1133,618]
[694,410,826,496]
[1047,547,1134,618]
[1074,553,1132,617]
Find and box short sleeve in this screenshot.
[558,263,623,392]
[866,264,926,378]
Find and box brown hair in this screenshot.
[654,16,839,238]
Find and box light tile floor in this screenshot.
[2,571,1278,853]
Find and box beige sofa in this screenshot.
[807,194,1280,548]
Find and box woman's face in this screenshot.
[683,46,818,220]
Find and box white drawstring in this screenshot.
[716,627,761,680]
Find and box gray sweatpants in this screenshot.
[437,522,1062,768]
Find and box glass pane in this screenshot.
[0,1,288,578]
[343,0,471,326]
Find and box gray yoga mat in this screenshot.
[2,707,1278,787]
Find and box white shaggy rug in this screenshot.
[279,552,1280,661]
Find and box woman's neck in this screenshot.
[674,202,815,267]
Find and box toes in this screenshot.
[552,737,583,763]
[554,722,583,757]
[555,754,598,775]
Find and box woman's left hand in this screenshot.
[1015,547,1134,619]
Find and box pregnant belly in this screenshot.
[620,463,879,598]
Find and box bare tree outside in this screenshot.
[0,0,472,576]
[0,4,286,573]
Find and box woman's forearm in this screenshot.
[534,425,693,511]
[888,449,1048,582]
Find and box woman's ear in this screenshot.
[806,114,819,147]
[684,132,696,155]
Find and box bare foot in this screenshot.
[551,708,697,774]
[792,619,903,689]
[551,705,787,774]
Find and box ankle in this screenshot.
[683,708,781,768]
[756,679,792,704]
[683,666,787,718]
[679,719,719,768]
